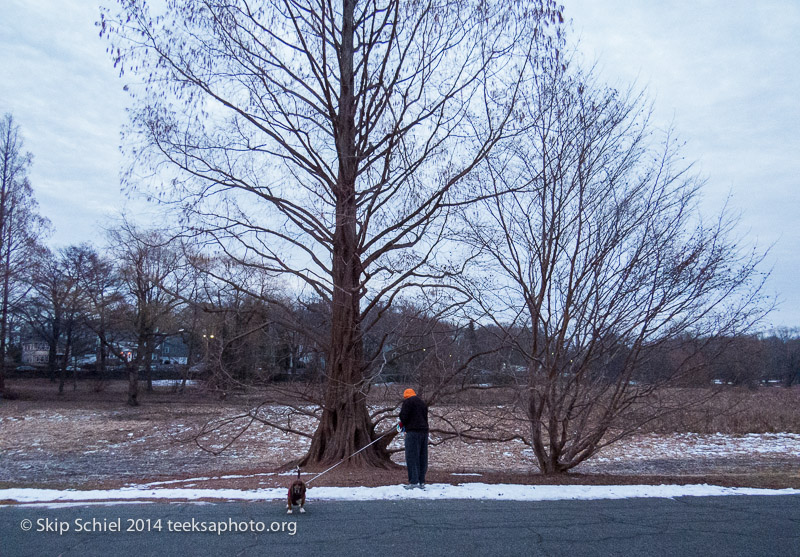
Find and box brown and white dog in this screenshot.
[287,469,307,514]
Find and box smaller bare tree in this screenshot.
[109,223,191,405]
[73,245,122,381]
[0,113,51,395]
[460,63,771,474]
[24,248,78,390]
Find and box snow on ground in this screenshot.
[149,380,200,387]
[568,432,800,475]
[3,483,799,507]
[585,433,800,462]
[433,431,800,474]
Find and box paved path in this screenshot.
[2,496,798,556]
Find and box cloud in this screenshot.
[565,0,800,328]
[0,0,143,246]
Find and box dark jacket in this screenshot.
[399,395,428,432]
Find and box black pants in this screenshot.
[404,431,428,484]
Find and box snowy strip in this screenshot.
[2,483,799,506]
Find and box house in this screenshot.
[21,335,190,368]
[152,336,189,365]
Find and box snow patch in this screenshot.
[2,483,798,506]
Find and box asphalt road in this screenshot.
[2,496,798,556]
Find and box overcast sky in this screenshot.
[0,0,798,329]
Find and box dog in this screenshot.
[287,469,307,514]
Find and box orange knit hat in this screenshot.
[403,388,416,399]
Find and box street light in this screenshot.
[202,333,215,370]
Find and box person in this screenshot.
[398,388,428,489]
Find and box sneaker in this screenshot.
[416,483,425,489]
[404,483,418,490]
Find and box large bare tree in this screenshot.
[460,62,771,474]
[100,0,563,466]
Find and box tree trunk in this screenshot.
[58,356,65,395]
[0,154,7,398]
[300,0,392,468]
[145,337,153,392]
[66,330,76,391]
[0,202,15,398]
[129,335,145,406]
[0,243,8,396]
[48,328,59,383]
[529,373,570,475]
[300,229,394,467]
[98,332,107,375]
[127,364,138,406]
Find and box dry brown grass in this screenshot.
[634,387,800,434]
[1,378,799,490]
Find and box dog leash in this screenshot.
[304,429,394,485]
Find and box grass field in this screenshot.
[1,378,798,491]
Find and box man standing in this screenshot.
[399,388,428,489]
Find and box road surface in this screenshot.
[2,496,798,556]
